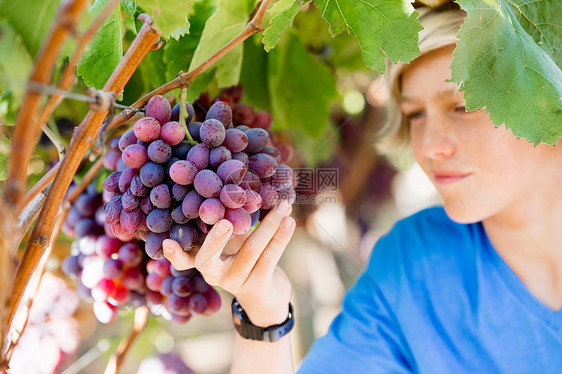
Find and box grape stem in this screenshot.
[3,16,161,362]
[104,307,149,374]
[179,87,197,143]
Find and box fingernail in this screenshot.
[282,217,294,231]
[277,199,290,212]
[163,239,175,254]
[216,221,230,236]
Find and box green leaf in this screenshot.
[240,35,271,110]
[0,23,33,106]
[262,0,301,52]
[77,0,123,90]
[313,0,421,72]
[135,0,195,40]
[189,0,257,88]
[163,0,217,81]
[186,68,216,103]
[137,47,167,92]
[121,0,143,34]
[0,133,9,180]
[451,0,562,145]
[0,0,61,57]
[268,32,337,138]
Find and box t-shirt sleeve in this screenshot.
[296,234,415,374]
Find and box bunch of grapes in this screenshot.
[144,258,221,324]
[61,186,149,323]
[7,273,81,374]
[103,90,296,260]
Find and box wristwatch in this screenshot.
[231,298,294,342]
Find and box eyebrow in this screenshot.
[400,87,461,103]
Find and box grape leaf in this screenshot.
[135,0,194,40]
[262,0,301,52]
[451,0,562,145]
[0,0,60,57]
[121,0,143,34]
[268,32,337,138]
[0,23,33,108]
[163,0,217,81]
[77,0,123,91]
[240,35,271,110]
[313,0,422,72]
[189,0,258,88]
[137,47,167,92]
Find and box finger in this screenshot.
[251,216,295,279]
[222,229,252,257]
[163,239,197,270]
[230,200,292,275]
[194,219,233,273]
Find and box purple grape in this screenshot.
[171,277,192,297]
[147,140,172,163]
[268,164,294,190]
[104,150,121,171]
[219,184,246,209]
[225,208,252,235]
[121,189,139,211]
[242,189,262,213]
[203,288,222,315]
[169,160,198,185]
[250,210,260,227]
[161,121,185,146]
[146,95,172,126]
[104,196,122,224]
[169,223,198,251]
[164,156,180,176]
[117,242,143,267]
[171,205,189,224]
[245,128,269,153]
[75,193,100,216]
[171,267,197,278]
[186,143,210,170]
[150,184,172,209]
[233,103,255,126]
[236,125,250,132]
[146,209,173,233]
[103,171,122,192]
[193,170,223,198]
[161,275,175,296]
[167,293,190,314]
[130,175,148,197]
[223,128,248,153]
[134,117,161,142]
[62,255,81,277]
[217,159,247,185]
[145,232,168,260]
[122,144,148,169]
[206,101,232,126]
[154,259,172,277]
[122,268,144,290]
[172,184,190,202]
[171,140,194,159]
[239,170,261,192]
[188,122,202,141]
[119,167,139,193]
[140,196,156,215]
[119,129,138,151]
[103,258,124,279]
[146,272,163,292]
[182,190,204,219]
[278,187,296,203]
[231,152,249,167]
[191,274,209,293]
[249,153,277,179]
[261,145,281,163]
[195,218,210,234]
[120,208,143,234]
[170,102,195,124]
[140,162,165,187]
[199,198,226,225]
[96,235,120,257]
[199,119,226,147]
[209,146,231,169]
[188,293,208,314]
[259,183,279,209]
[116,158,128,171]
[251,111,273,131]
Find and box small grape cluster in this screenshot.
[143,258,221,324]
[103,90,296,259]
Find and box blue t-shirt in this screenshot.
[297,206,562,373]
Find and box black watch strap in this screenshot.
[231,298,294,342]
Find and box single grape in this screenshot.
[149,184,172,209]
[169,223,198,251]
[146,272,164,292]
[161,275,175,297]
[209,146,232,169]
[251,111,273,131]
[182,190,204,219]
[160,121,185,146]
[122,144,148,169]
[146,209,173,233]
[140,162,165,188]
[118,242,143,267]
[167,293,190,314]
[223,128,248,153]
[120,208,143,234]
[191,274,210,293]
[92,278,117,301]
[217,159,247,185]
[236,125,250,132]
[267,164,294,190]
[145,232,168,260]
[171,205,189,224]
[242,189,262,213]
[231,152,249,168]
[187,122,202,141]
[147,140,172,163]
[134,117,161,142]
[130,175,148,197]
[119,129,138,151]
[103,171,122,193]
[261,145,282,164]
[119,167,139,193]
[195,218,210,234]
[259,183,280,209]
[169,160,198,185]
[206,101,232,126]
[199,119,226,147]
[219,184,246,209]
[224,208,252,235]
[171,140,193,159]
[199,198,226,225]
[137,139,150,148]
[193,170,223,198]
[116,158,128,171]
[239,170,261,192]
[188,293,208,314]
[146,95,172,126]
[96,235,121,257]
[103,150,121,171]
[75,218,100,237]
[121,189,139,211]
[171,277,192,297]
[109,284,130,305]
[186,143,210,171]
[140,196,156,215]
[61,256,81,277]
[154,259,172,277]
[74,193,100,216]
[103,258,124,279]
[170,102,195,124]
[232,104,255,126]
[172,184,190,202]
[202,288,222,316]
[249,153,277,179]
[245,128,269,153]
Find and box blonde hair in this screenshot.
[376,6,466,156]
